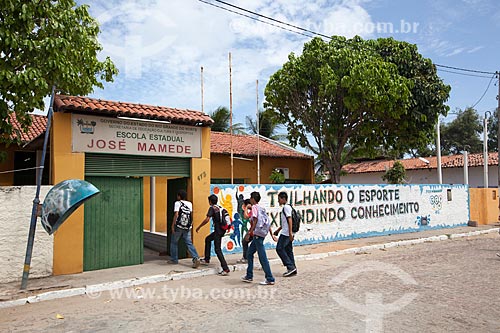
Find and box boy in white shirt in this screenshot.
[273,191,297,277]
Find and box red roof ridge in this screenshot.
[54,95,213,126]
[343,152,499,174]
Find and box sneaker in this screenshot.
[496,253,500,258]
[259,280,275,285]
[218,270,230,276]
[167,260,178,264]
[200,259,210,266]
[283,268,297,277]
[192,258,200,268]
[241,275,253,283]
[236,258,248,264]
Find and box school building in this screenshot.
[0,95,313,278]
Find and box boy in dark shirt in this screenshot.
[196,194,230,275]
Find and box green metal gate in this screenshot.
[84,176,144,271]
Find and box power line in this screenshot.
[437,68,494,79]
[199,0,497,78]
[198,0,315,39]
[471,74,497,108]
[434,64,495,75]
[212,0,331,39]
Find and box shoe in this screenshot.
[167,260,178,264]
[218,270,230,276]
[259,280,275,285]
[496,253,500,258]
[200,259,210,266]
[283,268,297,277]
[236,258,248,264]
[241,275,253,283]
[192,258,200,268]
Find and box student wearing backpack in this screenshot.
[169,190,201,268]
[236,199,253,264]
[241,191,276,285]
[195,194,230,276]
[273,192,297,277]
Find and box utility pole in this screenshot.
[497,71,500,220]
[436,118,442,184]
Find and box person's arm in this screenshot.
[245,216,257,241]
[195,216,211,233]
[273,226,282,236]
[172,212,178,233]
[269,227,278,242]
[287,216,294,241]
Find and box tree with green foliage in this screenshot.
[208,106,244,133]
[246,109,285,141]
[1,0,118,144]
[440,107,482,155]
[487,109,498,152]
[265,36,450,183]
[382,160,407,184]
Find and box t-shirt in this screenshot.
[280,204,293,237]
[174,200,192,213]
[207,205,224,235]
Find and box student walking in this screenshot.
[237,199,253,264]
[169,190,200,268]
[196,194,230,276]
[241,191,276,285]
[274,192,297,277]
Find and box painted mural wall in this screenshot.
[210,184,469,255]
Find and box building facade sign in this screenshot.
[72,114,202,157]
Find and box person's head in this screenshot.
[234,212,240,220]
[250,191,261,204]
[208,194,218,205]
[243,199,251,207]
[177,189,187,201]
[278,191,288,205]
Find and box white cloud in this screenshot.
[87,0,374,124]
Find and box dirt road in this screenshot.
[1,234,500,332]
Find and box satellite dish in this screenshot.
[40,179,100,235]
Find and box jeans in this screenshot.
[246,236,274,282]
[170,227,199,262]
[241,232,253,259]
[276,234,296,270]
[204,231,229,272]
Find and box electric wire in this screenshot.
[471,74,496,108]
[199,0,497,77]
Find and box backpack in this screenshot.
[253,205,271,237]
[290,204,301,233]
[281,204,301,233]
[175,201,192,230]
[214,205,232,232]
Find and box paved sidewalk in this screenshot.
[1,224,498,306]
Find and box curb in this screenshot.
[1,227,498,309]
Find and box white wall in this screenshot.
[341,165,499,188]
[0,186,53,283]
[211,184,469,255]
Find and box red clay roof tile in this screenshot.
[210,132,312,159]
[342,152,499,174]
[9,114,48,143]
[54,95,213,126]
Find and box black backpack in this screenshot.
[214,205,232,232]
[285,204,301,233]
[176,201,192,230]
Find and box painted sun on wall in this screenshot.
[210,184,470,255]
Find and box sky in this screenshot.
[82,0,499,130]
